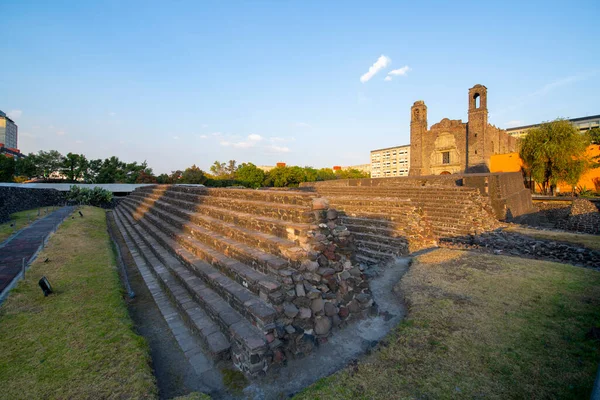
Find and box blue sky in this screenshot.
[1,0,598,174]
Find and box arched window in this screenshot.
[473,93,480,109]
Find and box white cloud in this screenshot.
[220,140,254,149]
[505,120,523,127]
[360,55,391,83]
[220,134,263,148]
[211,132,222,136]
[294,122,312,129]
[388,66,411,76]
[173,135,180,140]
[384,76,392,82]
[270,136,295,142]
[199,134,208,139]
[201,124,208,128]
[75,140,84,144]
[267,145,290,153]
[56,130,66,136]
[7,110,22,119]
[108,112,116,117]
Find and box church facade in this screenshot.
[409,84,519,176]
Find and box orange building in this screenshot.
[490,144,600,193]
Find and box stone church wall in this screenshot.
[409,84,519,176]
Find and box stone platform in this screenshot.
[111,185,372,376]
[301,184,501,264]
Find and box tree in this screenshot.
[0,156,16,182]
[96,156,126,183]
[156,173,170,184]
[303,166,318,182]
[61,153,87,182]
[519,119,592,195]
[336,168,370,179]
[316,168,337,181]
[136,170,158,183]
[83,159,103,183]
[264,166,306,187]
[588,127,600,145]
[236,163,265,188]
[169,170,183,183]
[181,165,207,184]
[15,155,37,179]
[123,161,153,183]
[226,160,237,178]
[210,161,227,177]
[34,150,64,179]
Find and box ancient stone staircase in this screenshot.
[111,185,370,376]
[304,185,500,264]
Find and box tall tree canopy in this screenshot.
[236,163,265,188]
[519,119,592,195]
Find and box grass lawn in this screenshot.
[0,206,60,243]
[505,225,600,251]
[0,206,157,399]
[296,249,600,399]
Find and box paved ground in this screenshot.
[0,206,74,295]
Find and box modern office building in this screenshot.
[506,115,600,138]
[0,110,18,150]
[370,144,410,178]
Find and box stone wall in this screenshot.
[409,84,519,176]
[556,199,600,235]
[301,172,534,221]
[0,186,66,223]
[114,185,378,374]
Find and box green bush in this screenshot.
[67,186,113,206]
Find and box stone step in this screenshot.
[317,192,479,200]
[116,206,279,330]
[355,247,396,263]
[356,238,407,256]
[315,186,479,193]
[325,197,413,209]
[128,192,314,243]
[115,209,271,375]
[324,194,478,207]
[130,189,314,223]
[352,232,409,248]
[355,253,381,266]
[337,208,418,222]
[136,185,317,206]
[124,195,307,262]
[424,214,489,228]
[340,216,406,231]
[112,209,232,360]
[120,200,293,278]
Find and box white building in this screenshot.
[370,144,410,178]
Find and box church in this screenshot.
[409,84,519,176]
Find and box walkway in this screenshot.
[0,206,74,297]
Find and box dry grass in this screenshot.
[505,225,600,251]
[0,206,60,243]
[296,248,600,399]
[0,206,157,399]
